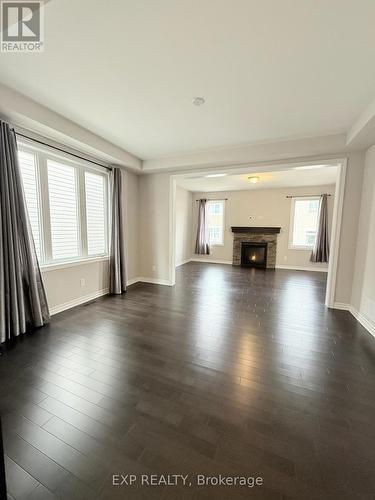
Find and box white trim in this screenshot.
[176,258,192,267]
[276,265,328,273]
[169,177,177,286]
[49,288,108,316]
[350,307,375,339]
[288,245,315,251]
[333,303,375,339]
[190,258,232,265]
[138,277,174,286]
[126,277,140,286]
[41,256,109,273]
[333,302,351,310]
[125,276,175,286]
[325,159,347,307]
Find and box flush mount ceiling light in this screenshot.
[248,176,260,184]
[205,173,227,178]
[192,96,205,106]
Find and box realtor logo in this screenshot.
[1,0,44,52]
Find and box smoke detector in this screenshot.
[192,97,205,106]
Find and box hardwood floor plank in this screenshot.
[1,263,374,499]
[3,430,69,492]
[4,456,40,499]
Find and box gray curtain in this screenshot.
[0,120,49,343]
[310,194,330,263]
[195,199,210,255]
[109,167,126,294]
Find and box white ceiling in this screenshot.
[176,166,338,192]
[0,1,375,159]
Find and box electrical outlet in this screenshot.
[80,278,86,287]
[284,255,287,261]
[152,265,156,272]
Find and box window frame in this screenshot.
[206,199,225,247]
[288,196,320,250]
[18,140,110,270]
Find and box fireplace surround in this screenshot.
[231,227,281,269]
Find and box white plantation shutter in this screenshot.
[18,151,42,259]
[48,160,79,260]
[18,143,109,266]
[85,172,106,255]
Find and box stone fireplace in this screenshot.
[231,227,281,269]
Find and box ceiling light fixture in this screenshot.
[192,96,205,106]
[248,176,260,184]
[205,173,227,178]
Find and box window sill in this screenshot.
[40,256,109,273]
[210,243,224,247]
[288,245,314,251]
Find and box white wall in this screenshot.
[123,170,140,281]
[191,185,335,271]
[350,144,375,332]
[334,152,365,304]
[175,186,192,266]
[42,259,109,314]
[138,173,172,283]
[42,169,140,313]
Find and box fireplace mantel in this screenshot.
[231,227,281,234]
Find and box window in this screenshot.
[305,231,317,246]
[19,151,42,259]
[18,142,109,267]
[308,200,318,213]
[207,200,225,245]
[289,197,320,249]
[48,161,79,260]
[208,202,222,215]
[85,171,107,256]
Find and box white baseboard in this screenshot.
[190,258,232,265]
[50,276,174,315]
[332,302,350,311]
[50,288,109,316]
[126,277,140,286]
[349,306,375,339]
[276,265,328,273]
[126,276,175,286]
[138,277,174,286]
[332,302,375,339]
[176,258,191,267]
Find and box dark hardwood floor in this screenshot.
[1,262,374,500]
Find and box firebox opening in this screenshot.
[241,242,268,269]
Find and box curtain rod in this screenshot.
[16,132,112,171]
[195,198,228,201]
[286,194,331,199]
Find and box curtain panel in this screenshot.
[0,120,49,343]
[310,194,330,263]
[109,167,126,294]
[195,198,210,255]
